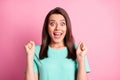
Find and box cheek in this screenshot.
[48,26,53,35]
[64,27,67,34]
[62,28,67,38]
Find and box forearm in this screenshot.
[26,56,36,80]
[77,56,88,80]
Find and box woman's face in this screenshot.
[48,14,67,44]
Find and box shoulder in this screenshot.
[34,45,41,58]
[74,44,78,49]
[35,45,41,53]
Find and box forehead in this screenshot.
[49,14,65,21]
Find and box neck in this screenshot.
[49,42,65,49]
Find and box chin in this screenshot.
[52,39,64,43]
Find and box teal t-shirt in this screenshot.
[33,45,90,80]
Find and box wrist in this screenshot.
[27,55,34,61]
[77,56,85,64]
[77,54,85,60]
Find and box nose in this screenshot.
[55,24,60,30]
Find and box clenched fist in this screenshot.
[24,41,35,58]
[76,42,87,62]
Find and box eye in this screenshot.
[49,22,56,26]
[60,22,66,26]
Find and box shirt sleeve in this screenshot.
[84,55,91,73]
[33,46,41,74]
[75,55,91,73]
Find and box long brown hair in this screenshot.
[39,7,76,60]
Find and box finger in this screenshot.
[80,42,86,51]
[28,43,32,49]
[25,41,35,49]
[82,45,87,52]
[79,42,84,51]
[78,41,82,49]
[24,45,30,52]
[80,42,83,48]
[24,45,28,49]
[25,42,32,49]
[30,41,35,46]
[82,43,85,51]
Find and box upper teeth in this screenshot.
[54,32,61,35]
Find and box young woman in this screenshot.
[25,7,90,80]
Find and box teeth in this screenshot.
[53,32,62,37]
[54,32,61,35]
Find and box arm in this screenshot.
[25,41,38,80]
[26,55,38,80]
[77,56,88,80]
[76,42,88,80]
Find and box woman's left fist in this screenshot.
[76,42,87,58]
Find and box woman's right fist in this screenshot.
[24,41,35,57]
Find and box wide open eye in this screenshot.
[49,22,56,27]
[60,22,66,26]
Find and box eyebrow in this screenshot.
[60,19,65,22]
[49,20,55,22]
[49,19,65,22]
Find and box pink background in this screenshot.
[0,0,120,80]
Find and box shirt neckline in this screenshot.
[48,46,67,51]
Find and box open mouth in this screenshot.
[53,32,62,39]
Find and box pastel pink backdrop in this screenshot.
[0,0,120,80]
